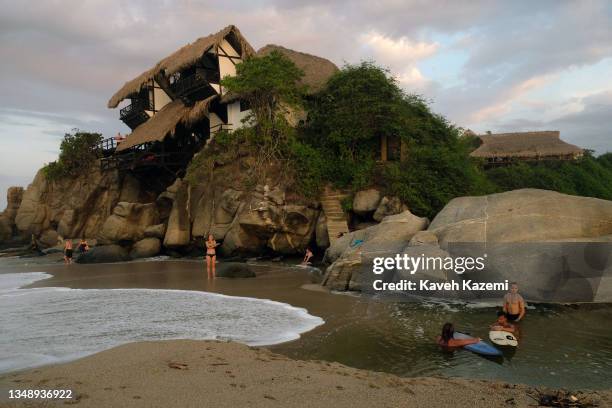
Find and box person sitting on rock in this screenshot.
[490,310,516,333]
[302,248,313,265]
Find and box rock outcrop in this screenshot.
[325,189,612,303]
[13,168,132,240]
[0,187,24,243]
[352,189,381,216]
[76,244,131,264]
[130,237,162,259]
[98,202,159,244]
[322,210,429,291]
[189,183,320,256]
[215,262,256,278]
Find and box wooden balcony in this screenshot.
[171,71,217,104]
[119,98,153,129]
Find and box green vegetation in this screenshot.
[42,130,102,181]
[485,153,612,201]
[191,55,612,218]
[301,62,490,217]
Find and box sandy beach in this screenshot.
[3,339,609,408]
[1,259,611,407]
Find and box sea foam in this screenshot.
[0,272,324,373]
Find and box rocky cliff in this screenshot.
[323,189,612,303]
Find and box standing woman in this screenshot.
[64,239,73,265]
[205,234,219,279]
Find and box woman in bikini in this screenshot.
[205,234,219,279]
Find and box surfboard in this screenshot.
[454,332,502,356]
[489,330,518,347]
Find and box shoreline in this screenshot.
[2,339,609,408]
[2,259,612,397]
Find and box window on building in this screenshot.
[239,99,251,112]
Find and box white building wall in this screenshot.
[152,80,172,111]
[218,39,241,95]
[227,101,251,130]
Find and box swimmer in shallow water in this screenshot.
[490,310,516,334]
[503,282,526,322]
[436,322,480,347]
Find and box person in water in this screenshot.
[491,310,516,333]
[64,240,73,265]
[77,239,89,253]
[436,323,480,347]
[503,282,526,322]
[302,247,313,265]
[205,234,219,279]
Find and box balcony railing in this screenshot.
[171,71,217,102]
[119,98,153,120]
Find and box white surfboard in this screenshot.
[489,330,518,347]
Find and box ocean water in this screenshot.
[0,272,324,374]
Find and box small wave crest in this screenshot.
[0,272,324,373]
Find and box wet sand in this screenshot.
[3,340,610,408]
[1,258,611,406]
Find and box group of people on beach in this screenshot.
[63,239,89,264]
[437,282,526,348]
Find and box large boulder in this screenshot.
[144,224,166,239]
[219,186,320,256]
[421,189,612,302]
[98,202,159,244]
[323,210,429,291]
[14,167,128,239]
[76,244,131,264]
[38,229,60,248]
[215,262,256,278]
[373,196,408,222]
[163,180,191,247]
[352,189,382,216]
[430,189,612,247]
[315,212,330,249]
[130,237,161,259]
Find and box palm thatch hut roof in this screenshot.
[256,44,338,93]
[116,96,217,152]
[108,25,255,108]
[470,131,583,159]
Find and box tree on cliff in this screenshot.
[301,62,490,217]
[43,130,103,181]
[220,51,306,164]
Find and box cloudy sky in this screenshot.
[1,0,611,207]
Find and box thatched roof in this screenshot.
[115,95,216,152]
[470,131,583,158]
[256,44,338,93]
[108,25,255,108]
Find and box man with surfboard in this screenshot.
[503,282,525,322]
[490,311,516,333]
[489,311,519,347]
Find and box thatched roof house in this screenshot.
[257,44,338,93]
[102,25,339,173]
[108,25,254,109]
[470,131,584,163]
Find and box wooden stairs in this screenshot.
[320,185,350,245]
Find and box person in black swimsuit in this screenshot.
[205,234,219,279]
